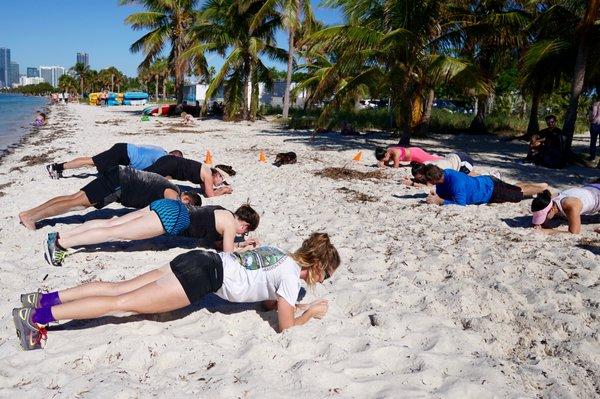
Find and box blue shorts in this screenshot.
[150,199,190,236]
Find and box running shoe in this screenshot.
[45,164,58,179]
[12,307,47,350]
[20,291,41,308]
[44,232,68,266]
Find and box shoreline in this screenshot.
[0,95,50,160]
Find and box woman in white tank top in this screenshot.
[531,184,600,234]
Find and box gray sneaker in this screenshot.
[12,307,46,350]
[20,291,41,308]
[45,164,58,179]
[44,232,68,266]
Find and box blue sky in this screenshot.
[0,1,343,77]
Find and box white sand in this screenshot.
[0,103,598,398]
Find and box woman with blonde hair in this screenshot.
[13,233,341,350]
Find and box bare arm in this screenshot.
[563,199,582,234]
[163,188,180,200]
[276,297,328,332]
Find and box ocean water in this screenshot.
[0,93,48,151]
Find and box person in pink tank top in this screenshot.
[375,146,442,168]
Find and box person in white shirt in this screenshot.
[12,233,341,350]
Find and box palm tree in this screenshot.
[251,0,316,118]
[192,0,287,121]
[58,74,78,96]
[72,62,89,97]
[562,0,600,150]
[120,0,199,104]
[301,0,489,143]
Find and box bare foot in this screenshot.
[18,212,36,230]
[595,228,600,234]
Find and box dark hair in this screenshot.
[169,150,183,157]
[423,164,443,182]
[213,164,236,176]
[40,113,47,119]
[234,204,260,231]
[182,191,202,206]
[545,114,557,122]
[374,147,387,161]
[531,189,552,212]
[410,162,427,184]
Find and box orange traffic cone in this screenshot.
[204,150,213,165]
[352,151,362,162]
[259,150,267,163]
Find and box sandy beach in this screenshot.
[0,103,598,398]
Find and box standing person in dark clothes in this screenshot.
[525,115,569,168]
[145,155,235,197]
[19,166,200,230]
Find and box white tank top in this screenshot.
[554,185,600,217]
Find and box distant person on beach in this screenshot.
[180,112,195,126]
[44,203,260,266]
[45,143,183,179]
[33,112,46,126]
[531,185,600,234]
[13,232,340,350]
[375,146,442,168]
[525,115,568,168]
[145,155,234,197]
[18,166,200,230]
[422,165,547,206]
[588,98,600,162]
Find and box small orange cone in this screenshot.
[259,150,267,163]
[204,150,213,165]
[352,151,362,162]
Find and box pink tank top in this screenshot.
[395,147,441,163]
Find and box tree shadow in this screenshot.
[74,235,205,253]
[61,172,98,179]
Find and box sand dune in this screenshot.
[0,103,598,398]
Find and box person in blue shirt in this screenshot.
[45,143,183,179]
[422,165,547,206]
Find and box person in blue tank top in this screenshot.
[45,143,183,179]
[422,165,547,206]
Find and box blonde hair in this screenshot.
[290,232,340,286]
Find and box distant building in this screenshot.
[0,47,11,87]
[20,76,45,86]
[39,66,65,87]
[76,52,89,68]
[27,67,39,78]
[259,81,306,108]
[10,62,19,86]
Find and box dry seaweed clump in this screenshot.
[315,167,384,181]
[20,153,52,166]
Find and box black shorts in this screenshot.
[170,250,224,303]
[489,177,523,203]
[92,143,130,174]
[80,166,121,209]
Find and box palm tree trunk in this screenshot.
[111,74,115,92]
[162,79,166,102]
[80,78,84,98]
[282,24,296,119]
[242,59,251,120]
[420,88,435,131]
[526,85,541,138]
[470,95,488,133]
[562,38,589,152]
[155,74,159,102]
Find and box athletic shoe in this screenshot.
[12,307,47,350]
[44,232,68,267]
[20,291,41,308]
[45,164,58,179]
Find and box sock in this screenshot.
[54,163,65,172]
[40,291,61,308]
[56,233,67,251]
[32,307,56,325]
